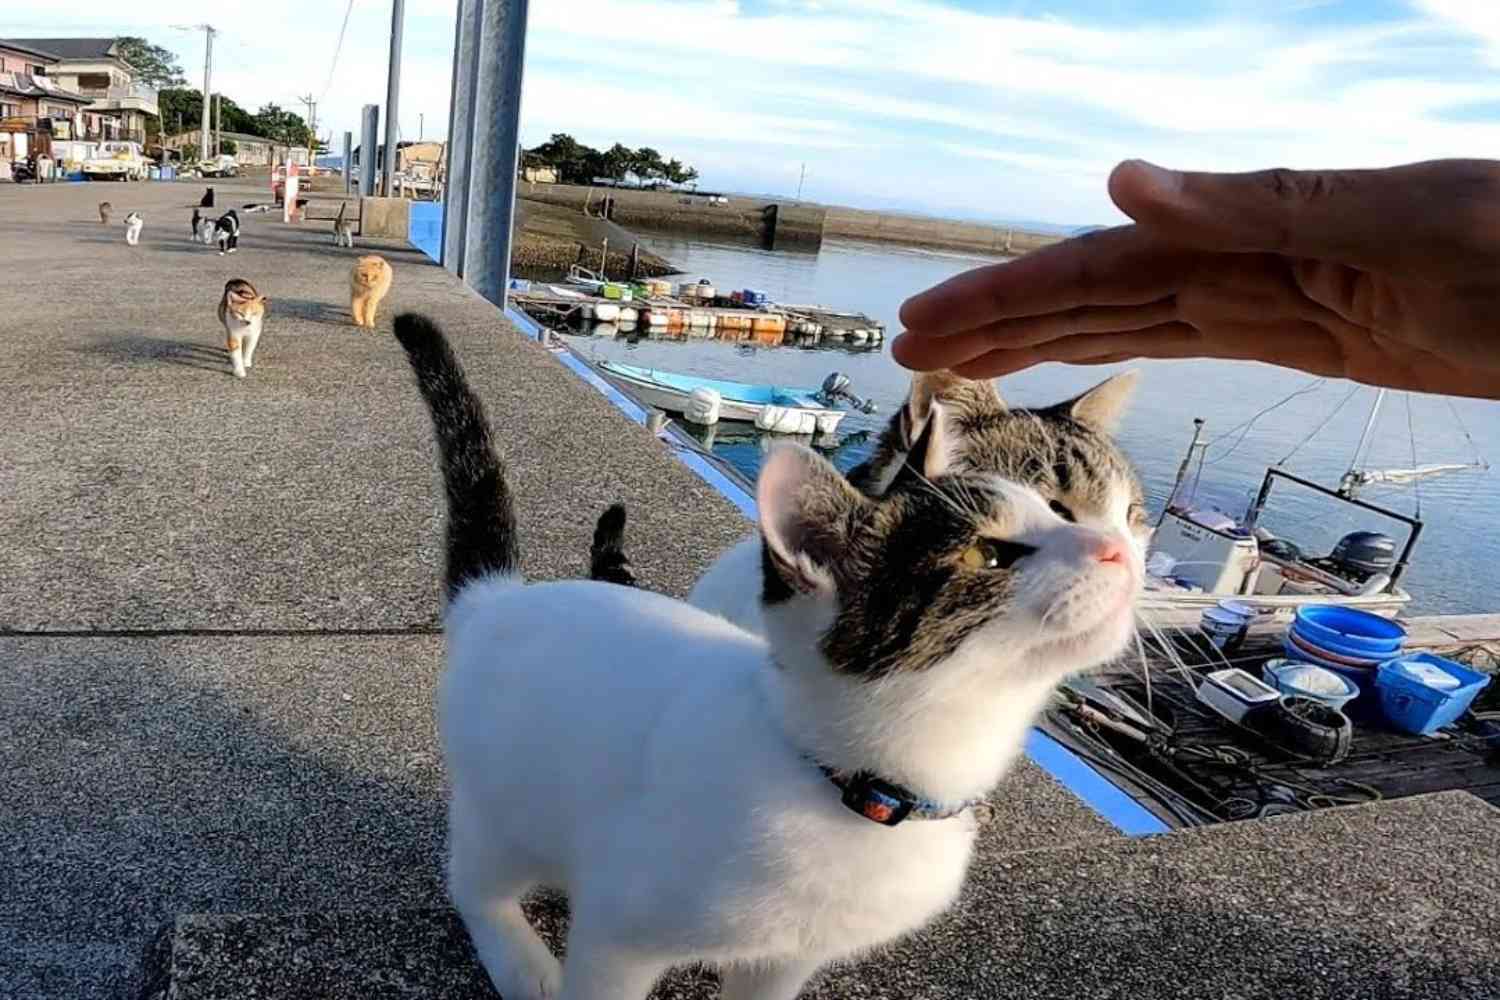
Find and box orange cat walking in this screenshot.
[350,255,394,329]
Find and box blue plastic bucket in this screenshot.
[1375,652,1491,736]
[1293,606,1406,657]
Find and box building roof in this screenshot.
[0,39,62,61]
[0,70,92,105]
[4,37,121,61]
[168,129,290,145]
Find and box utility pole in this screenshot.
[796,162,806,201]
[418,112,423,142]
[214,93,221,156]
[297,93,318,165]
[173,24,216,163]
[381,0,406,196]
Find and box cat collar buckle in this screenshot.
[836,771,917,827]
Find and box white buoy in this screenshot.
[686,387,722,426]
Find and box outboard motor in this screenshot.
[1307,529,1398,591]
[817,372,878,414]
[1329,530,1397,576]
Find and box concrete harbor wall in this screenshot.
[518,182,827,247]
[824,206,1063,256]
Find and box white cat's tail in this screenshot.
[394,313,520,598]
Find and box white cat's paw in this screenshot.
[232,369,247,379]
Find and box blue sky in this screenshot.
[7,1,1499,225]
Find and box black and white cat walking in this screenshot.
[213,210,240,255]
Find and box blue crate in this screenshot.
[1375,652,1491,736]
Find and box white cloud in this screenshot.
[5,0,1498,222]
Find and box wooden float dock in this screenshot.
[511,289,886,345]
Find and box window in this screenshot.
[1,102,19,118]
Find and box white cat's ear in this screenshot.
[1061,370,1139,432]
[758,443,868,595]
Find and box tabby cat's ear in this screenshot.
[1059,370,1139,432]
[908,371,1004,479]
[757,443,868,595]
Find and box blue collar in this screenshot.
[815,763,983,827]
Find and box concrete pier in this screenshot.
[1,179,1496,1000]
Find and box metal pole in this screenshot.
[359,104,378,197]
[419,112,423,141]
[342,131,353,193]
[461,0,530,308]
[442,0,479,270]
[199,28,214,162]
[381,0,405,197]
[214,93,220,156]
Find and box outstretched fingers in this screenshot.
[898,226,1196,338]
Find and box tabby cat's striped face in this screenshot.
[759,371,1146,682]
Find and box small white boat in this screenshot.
[598,361,862,434]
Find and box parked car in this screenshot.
[83,141,148,182]
[199,154,239,178]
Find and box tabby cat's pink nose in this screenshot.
[1092,536,1128,565]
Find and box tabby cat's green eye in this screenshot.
[961,538,1038,570]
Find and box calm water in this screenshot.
[554,231,1499,615]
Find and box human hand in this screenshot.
[893,159,1500,399]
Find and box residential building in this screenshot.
[0,41,96,166]
[5,38,159,145]
[164,129,309,168]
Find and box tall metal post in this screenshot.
[359,104,378,197]
[342,131,353,193]
[213,93,221,156]
[446,0,529,308]
[381,0,406,197]
[441,0,478,269]
[198,27,214,162]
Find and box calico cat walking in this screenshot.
[350,255,393,328]
[395,313,1143,1000]
[213,210,240,255]
[333,202,355,247]
[123,212,143,246]
[218,279,269,378]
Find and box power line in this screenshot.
[320,0,359,103]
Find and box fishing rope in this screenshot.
[1405,392,1422,519]
[1445,398,1490,468]
[1278,384,1361,466]
[1203,377,1327,465]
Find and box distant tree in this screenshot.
[158,88,256,138]
[630,146,665,185]
[603,143,633,183]
[220,138,237,155]
[114,36,187,88]
[253,103,313,148]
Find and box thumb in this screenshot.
[1107,158,1466,269]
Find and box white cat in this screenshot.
[395,314,1145,1000]
[123,211,143,246]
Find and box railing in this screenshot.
[74,82,159,110]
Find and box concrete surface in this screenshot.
[0,180,1118,1000]
[0,179,745,630]
[360,195,410,238]
[146,793,1500,1000]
